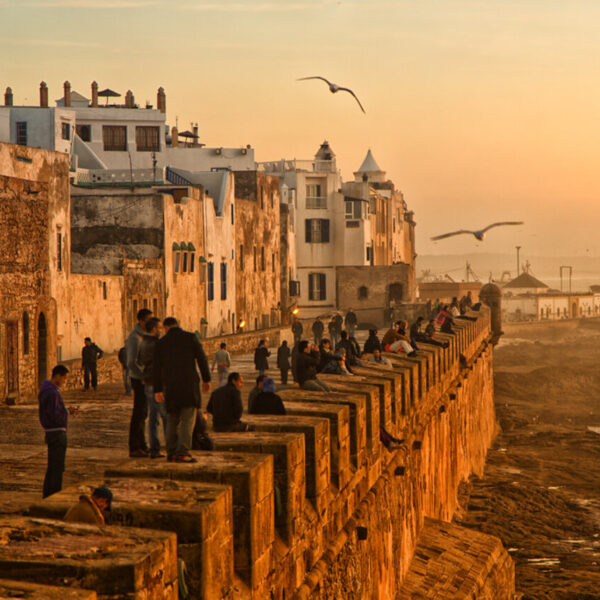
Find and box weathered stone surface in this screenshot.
[0,579,97,599]
[0,517,177,599]
[28,477,234,600]
[397,518,515,600]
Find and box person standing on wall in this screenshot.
[328,316,338,349]
[344,309,358,338]
[81,337,103,391]
[126,308,153,458]
[153,317,211,463]
[333,312,343,347]
[276,340,291,385]
[312,317,324,345]
[212,342,231,388]
[39,365,77,498]
[254,339,270,377]
[118,345,131,395]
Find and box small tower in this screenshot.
[354,149,386,183]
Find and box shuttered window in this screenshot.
[103,125,127,151]
[207,262,214,301]
[136,126,160,151]
[308,273,326,301]
[305,219,330,243]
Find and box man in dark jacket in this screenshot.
[312,318,324,345]
[81,337,103,391]
[254,340,270,376]
[249,378,286,415]
[291,318,303,345]
[363,329,381,355]
[207,372,248,431]
[153,317,211,463]
[248,374,266,412]
[333,313,343,341]
[276,341,291,384]
[327,317,338,349]
[335,331,360,366]
[296,341,330,391]
[39,365,76,498]
[344,310,358,337]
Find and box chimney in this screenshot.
[157,86,166,113]
[4,87,13,106]
[39,81,48,108]
[171,126,179,147]
[63,81,71,107]
[91,81,98,107]
[125,90,134,108]
[192,124,198,146]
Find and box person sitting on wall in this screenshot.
[297,341,330,392]
[207,372,249,432]
[366,348,392,368]
[349,335,362,360]
[425,319,436,339]
[410,316,448,349]
[248,375,266,413]
[249,378,286,415]
[64,486,113,526]
[335,331,361,366]
[322,352,353,375]
[363,329,381,355]
[381,321,416,356]
[441,316,455,334]
[82,337,103,391]
[318,339,334,373]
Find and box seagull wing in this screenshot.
[337,86,366,113]
[297,76,333,86]
[480,221,524,234]
[430,230,475,241]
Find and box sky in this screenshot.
[2,0,600,259]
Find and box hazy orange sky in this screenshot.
[2,0,600,258]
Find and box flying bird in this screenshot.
[297,76,366,113]
[431,221,524,242]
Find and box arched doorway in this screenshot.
[37,313,47,387]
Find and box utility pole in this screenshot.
[516,246,521,277]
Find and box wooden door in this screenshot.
[6,321,18,395]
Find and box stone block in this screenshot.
[29,478,233,600]
[0,579,97,599]
[105,451,273,589]
[210,432,305,546]
[0,517,177,599]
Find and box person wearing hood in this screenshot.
[254,340,271,376]
[64,486,113,526]
[363,329,381,355]
[249,378,286,415]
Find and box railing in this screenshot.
[75,168,163,187]
[306,196,327,209]
[165,166,193,186]
[257,159,337,174]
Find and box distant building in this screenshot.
[501,272,549,296]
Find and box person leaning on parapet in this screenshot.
[277,341,291,385]
[296,341,331,392]
[292,318,303,345]
[137,317,166,459]
[410,316,448,349]
[81,337,103,392]
[207,372,249,432]
[212,342,231,388]
[64,486,113,526]
[153,317,212,463]
[312,317,324,345]
[344,309,358,337]
[382,321,417,357]
[363,329,381,355]
[254,340,271,376]
[118,345,131,395]
[318,339,334,373]
[249,377,286,415]
[248,374,266,413]
[39,365,77,498]
[126,308,153,458]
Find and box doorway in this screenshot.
[37,313,47,387]
[6,321,18,395]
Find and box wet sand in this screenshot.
[454,319,600,599]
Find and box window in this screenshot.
[190,254,195,273]
[153,297,158,314]
[135,126,160,151]
[61,122,71,141]
[239,244,244,271]
[261,189,264,209]
[270,192,274,208]
[308,273,326,301]
[182,252,188,273]
[289,280,301,296]
[306,183,326,209]
[76,124,91,142]
[305,219,330,243]
[231,204,235,225]
[133,299,138,325]
[345,199,362,219]
[272,253,275,272]
[57,233,62,271]
[253,246,257,272]
[23,312,29,355]
[207,262,214,301]
[16,121,27,146]
[174,252,181,273]
[366,246,372,262]
[103,125,127,151]
[221,262,227,300]
[358,286,368,300]
[102,282,107,300]
[261,246,265,271]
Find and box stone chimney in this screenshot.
[39,82,48,108]
[4,87,13,106]
[157,87,166,113]
[91,81,98,107]
[63,81,71,107]
[171,126,179,147]
[192,124,198,146]
[125,90,134,108]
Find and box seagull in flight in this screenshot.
[297,76,366,113]
[431,221,524,242]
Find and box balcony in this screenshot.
[306,196,327,209]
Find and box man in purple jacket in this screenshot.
[38,365,75,498]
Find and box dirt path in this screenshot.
[454,319,600,599]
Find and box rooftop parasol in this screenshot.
[97,88,121,105]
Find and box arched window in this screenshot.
[358,285,368,300]
[23,312,30,355]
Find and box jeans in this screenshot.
[83,364,98,390]
[301,379,331,392]
[280,368,289,385]
[145,385,167,454]
[390,340,414,354]
[166,405,197,457]
[123,368,132,394]
[217,368,229,388]
[43,430,67,498]
[347,324,356,337]
[329,332,339,349]
[129,378,148,453]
